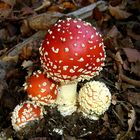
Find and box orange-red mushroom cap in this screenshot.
[39,18,106,82]
[11,101,44,131]
[24,70,58,105]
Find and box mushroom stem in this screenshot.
[56,82,77,116]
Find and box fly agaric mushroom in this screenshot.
[24,70,58,105]
[39,17,106,116]
[11,101,44,131]
[78,81,111,120]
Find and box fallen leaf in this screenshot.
[123,60,130,71]
[123,48,140,62]
[107,25,122,38]
[126,91,140,107]
[0,0,15,18]
[128,106,135,132]
[21,60,33,68]
[127,28,140,41]
[2,55,18,62]
[62,1,77,10]
[19,43,33,60]
[28,12,64,30]
[131,61,140,77]
[108,5,132,20]
[110,0,123,6]
[1,0,16,6]
[0,1,11,18]
[119,37,134,48]
[104,26,122,50]
[21,6,35,16]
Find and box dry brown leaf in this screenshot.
[19,43,33,60]
[62,2,77,10]
[28,12,63,30]
[123,60,130,71]
[131,61,140,77]
[1,0,15,6]
[123,48,140,62]
[21,6,35,16]
[128,107,135,132]
[20,19,33,37]
[127,91,140,107]
[0,0,15,18]
[104,26,122,50]
[118,105,136,140]
[0,1,11,18]
[127,28,140,41]
[107,25,122,38]
[0,1,10,9]
[110,0,123,6]
[108,5,132,20]
[2,55,18,62]
[119,37,134,48]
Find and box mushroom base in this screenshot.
[55,82,78,116]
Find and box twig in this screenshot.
[119,74,140,88]
[67,1,107,19]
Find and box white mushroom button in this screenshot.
[78,81,111,120]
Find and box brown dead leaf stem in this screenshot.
[107,50,140,88]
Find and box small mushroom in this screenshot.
[11,101,44,131]
[24,70,58,105]
[39,18,106,116]
[78,81,111,120]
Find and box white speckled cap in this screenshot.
[78,81,111,120]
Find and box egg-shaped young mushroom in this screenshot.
[39,18,106,116]
[24,70,58,105]
[11,101,44,131]
[78,81,111,120]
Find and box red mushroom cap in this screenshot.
[11,101,44,131]
[24,70,58,105]
[39,18,105,82]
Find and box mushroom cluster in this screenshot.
[39,17,106,116]
[11,70,58,131]
[11,17,111,132]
